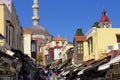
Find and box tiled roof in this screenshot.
[100,16,110,22]
[23,29,31,34]
[100,9,111,23]
[74,36,86,41]
[52,37,67,41]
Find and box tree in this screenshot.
[92,22,100,28]
[36,55,43,65]
[75,28,84,36]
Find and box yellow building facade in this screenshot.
[84,28,120,61]
[84,9,120,61]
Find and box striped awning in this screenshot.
[98,55,120,70]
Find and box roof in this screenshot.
[96,55,109,62]
[74,36,86,41]
[23,29,31,34]
[81,59,95,66]
[27,25,50,36]
[108,50,120,58]
[100,9,111,23]
[100,16,110,22]
[98,55,120,71]
[52,37,67,41]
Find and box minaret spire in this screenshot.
[32,0,40,25]
[102,9,106,16]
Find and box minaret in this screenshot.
[32,0,40,25]
[102,9,107,16]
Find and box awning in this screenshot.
[73,64,82,72]
[50,59,62,69]
[58,59,71,69]
[0,46,15,57]
[84,58,108,73]
[1,57,13,65]
[77,57,109,76]
[77,67,86,75]
[10,66,16,73]
[61,64,75,76]
[6,50,15,56]
[0,57,16,73]
[0,68,5,72]
[77,66,92,75]
[0,46,6,54]
[98,55,120,70]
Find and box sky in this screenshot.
[13,0,120,42]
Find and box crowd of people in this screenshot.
[34,66,59,80]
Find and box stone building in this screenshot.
[49,36,68,61]
[23,29,32,58]
[0,0,23,79]
[25,0,52,65]
[59,42,73,62]
[73,36,87,64]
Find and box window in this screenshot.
[9,29,10,45]
[77,42,83,54]
[88,37,93,55]
[39,46,42,53]
[31,40,36,52]
[46,38,48,41]
[56,42,59,46]
[6,25,8,43]
[62,42,64,47]
[116,35,120,42]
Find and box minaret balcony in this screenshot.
[32,5,39,9]
[32,16,40,20]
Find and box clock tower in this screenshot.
[99,9,112,28]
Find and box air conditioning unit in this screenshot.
[106,45,113,52]
[115,43,120,50]
[118,44,120,49]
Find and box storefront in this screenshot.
[0,52,16,80]
[98,55,120,80]
[12,49,37,80]
[77,56,110,80]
